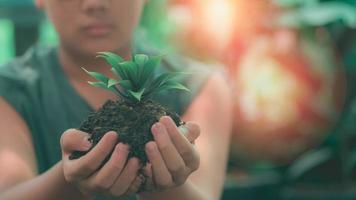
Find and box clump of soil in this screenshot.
[69,99,184,163]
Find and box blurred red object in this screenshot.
[168,0,346,164]
[230,29,346,164]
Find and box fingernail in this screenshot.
[106,131,118,140]
[160,116,170,122]
[155,123,162,130]
[131,157,139,165]
[82,137,92,150]
[117,143,128,151]
[146,142,156,153]
[152,123,159,134]
[157,122,166,132]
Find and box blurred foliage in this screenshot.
[287,148,334,182]
[39,20,58,46]
[270,0,356,189]
[274,0,356,28]
[138,0,176,53]
[0,19,14,64]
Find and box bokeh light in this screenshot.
[168,0,347,164]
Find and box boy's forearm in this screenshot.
[136,180,211,200]
[0,161,90,200]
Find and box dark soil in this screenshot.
[69,99,184,164]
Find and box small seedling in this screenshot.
[69,52,189,163]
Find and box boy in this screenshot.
[0,0,232,199]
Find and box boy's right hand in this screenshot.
[60,129,143,198]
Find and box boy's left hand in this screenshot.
[140,116,200,192]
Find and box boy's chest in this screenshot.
[69,79,118,110]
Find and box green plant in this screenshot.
[83,52,189,103]
[70,52,189,162]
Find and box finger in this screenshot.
[110,157,140,197]
[160,117,200,169]
[141,163,154,192]
[160,116,200,143]
[84,143,129,191]
[61,129,92,156]
[66,131,118,179]
[142,163,153,177]
[151,122,186,183]
[145,141,173,189]
[180,122,200,143]
[123,174,144,196]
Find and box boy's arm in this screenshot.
[0,98,88,200]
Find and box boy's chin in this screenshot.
[64,39,129,58]
[78,45,120,56]
[86,44,117,52]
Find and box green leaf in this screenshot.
[89,81,127,98]
[144,73,189,99]
[82,68,109,84]
[134,54,149,67]
[107,79,120,88]
[88,81,108,90]
[128,88,146,102]
[111,65,128,80]
[97,52,128,80]
[120,61,140,89]
[140,55,162,85]
[88,81,122,96]
[145,73,171,95]
[96,52,124,67]
[134,54,149,84]
[157,81,190,93]
[118,80,134,91]
[148,72,182,91]
[85,52,190,103]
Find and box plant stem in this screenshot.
[112,86,129,99]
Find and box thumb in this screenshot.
[179,122,200,143]
[60,129,92,156]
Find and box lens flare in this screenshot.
[198,0,236,48]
